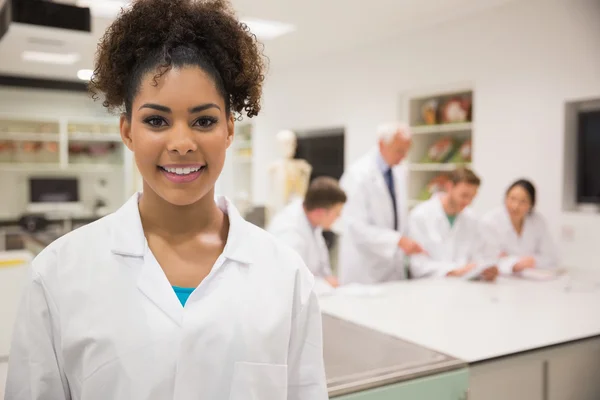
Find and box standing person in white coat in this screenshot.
[338,122,425,285]
[268,177,346,288]
[408,167,498,281]
[5,1,328,399]
[481,179,559,274]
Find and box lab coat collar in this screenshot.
[374,148,391,174]
[110,192,254,264]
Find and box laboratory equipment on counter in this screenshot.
[27,177,84,215]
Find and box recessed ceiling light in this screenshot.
[77,0,129,18]
[22,51,80,65]
[240,18,296,41]
[77,69,94,81]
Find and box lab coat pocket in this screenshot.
[229,362,288,400]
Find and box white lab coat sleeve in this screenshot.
[407,212,460,278]
[470,221,497,263]
[341,184,402,261]
[497,256,520,275]
[287,286,328,399]
[479,218,516,274]
[533,217,560,269]
[316,233,333,278]
[5,265,70,400]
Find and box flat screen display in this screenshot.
[29,177,79,203]
[577,110,600,203]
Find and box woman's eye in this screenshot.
[144,117,167,127]
[194,117,217,128]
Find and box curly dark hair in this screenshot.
[89,0,265,119]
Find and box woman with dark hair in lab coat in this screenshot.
[5,1,327,399]
[481,179,559,275]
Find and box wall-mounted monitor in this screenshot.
[576,110,600,204]
[27,177,83,214]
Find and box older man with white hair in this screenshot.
[337,122,425,285]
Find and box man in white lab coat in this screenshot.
[337,122,425,285]
[268,177,346,288]
[407,167,498,281]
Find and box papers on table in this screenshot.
[517,268,565,281]
[314,279,384,298]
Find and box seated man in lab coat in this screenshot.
[268,176,347,287]
[408,167,498,281]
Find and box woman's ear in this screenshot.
[226,114,235,149]
[120,114,134,151]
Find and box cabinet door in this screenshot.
[547,337,600,400]
[332,368,469,400]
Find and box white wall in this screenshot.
[253,0,600,270]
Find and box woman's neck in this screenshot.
[138,185,223,238]
[511,216,525,235]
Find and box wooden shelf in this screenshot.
[0,132,60,142]
[404,86,474,203]
[0,163,123,172]
[410,122,472,135]
[68,132,122,142]
[68,164,124,172]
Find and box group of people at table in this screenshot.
[268,122,559,287]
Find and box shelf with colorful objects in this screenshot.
[0,114,126,171]
[218,122,254,217]
[403,87,474,208]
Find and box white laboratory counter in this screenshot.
[0,251,31,359]
[319,273,600,363]
[319,272,600,400]
[0,251,30,400]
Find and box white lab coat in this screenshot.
[337,148,408,284]
[481,206,560,274]
[407,195,490,279]
[267,200,332,280]
[5,193,328,400]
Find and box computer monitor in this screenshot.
[27,177,84,214]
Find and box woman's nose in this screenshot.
[167,125,198,155]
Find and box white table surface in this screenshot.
[319,271,600,363]
[0,251,32,359]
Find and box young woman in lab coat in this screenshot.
[5,1,328,399]
[481,179,559,274]
[267,177,347,288]
[407,167,499,281]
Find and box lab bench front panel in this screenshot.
[468,336,600,400]
[330,368,469,400]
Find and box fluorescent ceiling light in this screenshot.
[77,69,94,81]
[240,18,295,41]
[22,51,80,65]
[77,0,129,18]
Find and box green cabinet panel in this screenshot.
[331,368,469,400]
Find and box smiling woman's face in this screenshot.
[120,66,234,207]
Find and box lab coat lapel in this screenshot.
[369,154,394,229]
[110,193,183,326]
[138,250,183,326]
[299,205,319,268]
[433,195,452,237]
[392,165,407,232]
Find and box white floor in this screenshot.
[0,362,7,399]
